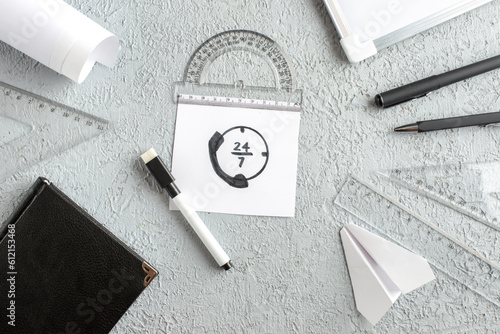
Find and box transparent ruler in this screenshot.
[177,94,301,112]
[380,163,500,232]
[0,81,110,182]
[335,177,500,308]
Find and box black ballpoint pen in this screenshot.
[395,111,500,133]
[376,55,500,108]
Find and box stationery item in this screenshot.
[0,0,119,82]
[374,166,500,270]
[182,29,298,93]
[141,148,232,270]
[171,94,301,217]
[394,110,500,132]
[376,55,500,108]
[380,162,500,231]
[340,224,435,325]
[172,30,302,217]
[0,177,157,333]
[0,81,110,183]
[335,177,500,309]
[323,0,493,63]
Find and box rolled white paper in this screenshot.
[0,0,119,83]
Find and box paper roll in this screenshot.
[0,0,119,83]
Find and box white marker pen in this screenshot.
[140,148,232,270]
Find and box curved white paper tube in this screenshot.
[0,0,119,83]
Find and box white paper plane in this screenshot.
[340,224,435,326]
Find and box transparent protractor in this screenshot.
[183,30,297,92]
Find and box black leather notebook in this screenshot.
[0,177,158,334]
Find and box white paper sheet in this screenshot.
[340,224,435,325]
[170,101,301,217]
[0,0,119,83]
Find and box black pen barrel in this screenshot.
[418,111,500,132]
[376,55,500,108]
[438,55,500,86]
[375,76,440,108]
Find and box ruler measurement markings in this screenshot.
[184,30,295,92]
[388,166,500,229]
[178,94,300,112]
[0,82,110,182]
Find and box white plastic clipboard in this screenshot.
[323,0,493,63]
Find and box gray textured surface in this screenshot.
[1,0,500,332]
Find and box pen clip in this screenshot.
[485,123,500,128]
[408,92,430,104]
